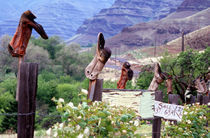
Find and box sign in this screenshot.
[139,92,155,119]
[154,101,184,121]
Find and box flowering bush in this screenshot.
[162,103,209,137]
[47,98,141,137]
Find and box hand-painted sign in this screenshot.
[154,101,184,121]
[139,92,184,121]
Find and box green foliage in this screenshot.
[47,99,141,137]
[31,36,64,59]
[25,44,52,71]
[103,81,117,89]
[0,77,17,133]
[136,71,153,89]
[55,43,92,80]
[56,83,80,105]
[163,104,209,137]
[193,47,210,76]
[0,35,18,75]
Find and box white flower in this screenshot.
[46,128,51,135]
[129,121,133,124]
[98,118,101,126]
[58,98,64,103]
[78,116,82,119]
[165,121,169,126]
[84,127,90,136]
[76,125,81,131]
[134,120,139,126]
[195,102,200,105]
[53,132,58,137]
[187,120,191,124]
[178,128,183,132]
[122,130,127,134]
[81,89,88,94]
[59,123,64,128]
[183,111,188,115]
[208,102,210,106]
[67,102,74,108]
[77,133,84,138]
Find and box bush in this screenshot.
[47,99,141,137]
[163,104,209,137]
[56,83,80,105]
[0,77,17,133]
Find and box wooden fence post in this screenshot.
[203,95,209,105]
[152,91,163,138]
[168,94,179,104]
[197,94,203,105]
[88,79,103,101]
[18,63,38,138]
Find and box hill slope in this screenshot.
[68,0,184,45]
[0,0,114,39]
[106,7,210,49]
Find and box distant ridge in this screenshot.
[0,0,114,39]
[68,0,184,45]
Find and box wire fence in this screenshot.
[0,112,62,118]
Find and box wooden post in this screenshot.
[152,91,163,138]
[168,94,179,124]
[197,94,203,105]
[181,31,184,52]
[168,94,179,104]
[16,57,24,101]
[18,63,38,138]
[88,79,103,101]
[203,95,209,105]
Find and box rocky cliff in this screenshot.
[106,8,210,49]
[68,0,184,45]
[0,0,114,39]
[105,0,210,49]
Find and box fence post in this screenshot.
[88,79,103,101]
[152,91,163,138]
[203,95,209,105]
[168,94,179,124]
[197,94,204,105]
[18,63,38,138]
[168,94,179,104]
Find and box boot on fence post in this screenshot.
[85,33,111,101]
[117,62,133,89]
[7,10,48,101]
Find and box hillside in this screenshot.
[0,0,114,39]
[106,7,210,49]
[68,0,184,45]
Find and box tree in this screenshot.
[30,36,64,59]
[56,43,92,80]
[0,35,18,76]
[24,43,52,71]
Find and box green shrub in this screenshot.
[163,104,209,137]
[56,83,80,105]
[47,99,141,137]
[0,77,17,133]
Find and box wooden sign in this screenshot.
[154,101,184,121]
[139,92,184,121]
[139,91,155,119]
